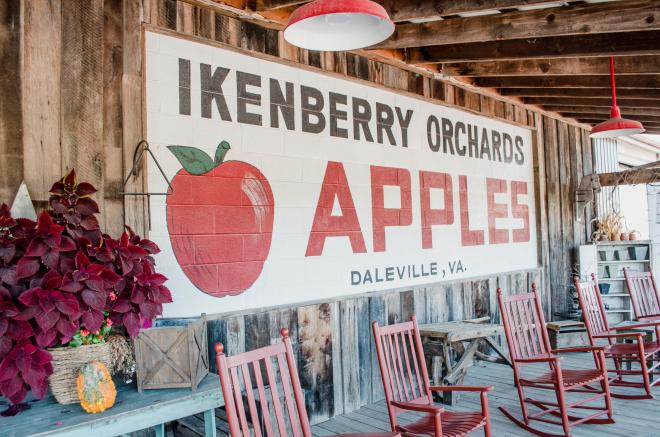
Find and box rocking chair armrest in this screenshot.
[390,401,444,414]
[429,385,493,393]
[551,346,606,354]
[610,321,660,331]
[593,332,644,340]
[516,354,561,364]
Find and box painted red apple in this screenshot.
[166,142,274,298]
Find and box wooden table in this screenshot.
[0,373,224,437]
[419,317,511,405]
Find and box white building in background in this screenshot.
[616,135,660,239]
[614,135,660,272]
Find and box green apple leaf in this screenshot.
[215,141,231,165]
[167,145,216,175]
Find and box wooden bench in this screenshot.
[0,373,224,437]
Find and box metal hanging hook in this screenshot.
[120,140,174,197]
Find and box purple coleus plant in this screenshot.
[0,170,171,414]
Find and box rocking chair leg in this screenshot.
[481,392,491,437]
[514,373,530,424]
[611,356,624,382]
[554,383,571,436]
[599,353,615,421]
[638,343,653,397]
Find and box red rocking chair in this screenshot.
[215,329,400,437]
[372,316,493,437]
[497,285,614,437]
[576,273,660,399]
[624,268,660,322]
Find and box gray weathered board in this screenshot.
[0,374,223,437]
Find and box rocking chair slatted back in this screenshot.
[497,284,551,363]
[575,274,610,338]
[215,330,311,437]
[372,317,430,407]
[624,269,660,321]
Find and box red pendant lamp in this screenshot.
[590,56,645,138]
[284,0,395,52]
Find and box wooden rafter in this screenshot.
[543,106,660,116]
[406,31,660,64]
[562,112,660,125]
[563,114,660,123]
[442,55,660,77]
[599,166,660,187]
[576,118,660,126]
[254,0,306,11]
[254,0,564,18]
[499,88,660,98]
[525,97,660,107]
[475,75,660,88]
[375,1,660,49]
[380,0,562,22]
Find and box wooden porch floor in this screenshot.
[178,353,660,437]
[311,353,660,437]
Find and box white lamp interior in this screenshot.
[284,12,395,51]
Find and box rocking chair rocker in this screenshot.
[576,273,660,399]
[372,316,493,437]
[497,285,614,437]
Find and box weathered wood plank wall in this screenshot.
[206,269,541,423]
[0,0,597,424]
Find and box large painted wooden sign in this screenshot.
[145,31,538,317]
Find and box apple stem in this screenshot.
[215,141,231,165]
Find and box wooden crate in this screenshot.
[547,320,589,350]
[134,314,209,392]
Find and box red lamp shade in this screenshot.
[590,57,645,138]
[284,0,395,51]
[590,114,645,139]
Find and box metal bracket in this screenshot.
[120,140,174,197]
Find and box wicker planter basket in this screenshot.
[47,337,117,405]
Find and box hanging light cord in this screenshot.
[609,56,621,119]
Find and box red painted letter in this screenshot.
[459,175,484,246]
[305,161,367,256]
[487,178,509,244]
[371,166,412,252]
[511,181,530,243]
[419,171,454,249]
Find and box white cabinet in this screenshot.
[578,241,654,325]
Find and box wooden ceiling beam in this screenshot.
[499,88,660,98]
[442,55,660,77]
[405,31,660,64]
[254,0,307,11]
[475,75,660,88]
[254,0,562,17]
[381,0,561,23]
[525,97,660,107]
[542,106,660,116]
[578,122,660,131]
[569,115,660,123]
[562,114,660,126]
[375,0,660,49]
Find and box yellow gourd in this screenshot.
[76,361,116,414]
